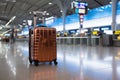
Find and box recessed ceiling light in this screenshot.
[60,10,63,12]
[23,20,26,22]
[29,12,32,14]
[44,11,47,13]
[46,13,49,15]
[109,1,112,4]
[49,2,52,5]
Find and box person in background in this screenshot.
[10,28,15,43]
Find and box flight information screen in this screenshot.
[74,2,88,14]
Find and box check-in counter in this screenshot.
[91,36,100,46]
[102,34,113,46]
[56,36,101,46]
[113,39,120,47]
[112,30,120,47]
[71,37,88,45]
[57,37,88,45]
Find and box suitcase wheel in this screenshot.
[34,60,39,66]
[54,61,58,65]
[29,60,32,64]
[54,59,58,65]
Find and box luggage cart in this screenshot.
[29,27,58,66]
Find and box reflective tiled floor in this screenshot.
[0,41,120,80]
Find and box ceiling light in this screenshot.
[46,13,49,15]
[6,0,16,2]
[109,1,112,4]
[27,20,32,26]
[44,11,47,13]
[39,18,42,20]
[0,27,2,30]
[45,16,55,21]
[29,12,32,14]
[23,23,26,25]
[60,10,63,12]
[23,20,26,22]
[49,2,52,5]
[5,16,16,27]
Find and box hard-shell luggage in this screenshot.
[29,27,57,66]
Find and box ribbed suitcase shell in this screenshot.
[29,27,57,65]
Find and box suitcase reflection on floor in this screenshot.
[30,69,57,80]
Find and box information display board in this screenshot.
[73,1,88,14]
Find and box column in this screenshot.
[111,0,118,31]
[55,0,73,34]
[62,9,67,34]
[42,16,45,24]
[33,14,37,27]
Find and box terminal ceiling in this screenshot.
[0,0,118,26]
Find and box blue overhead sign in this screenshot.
[43,2,120,27]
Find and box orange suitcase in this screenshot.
[29,27,57,66]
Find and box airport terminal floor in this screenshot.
[0,41,120,80]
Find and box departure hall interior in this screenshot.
[0,0,120,80]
